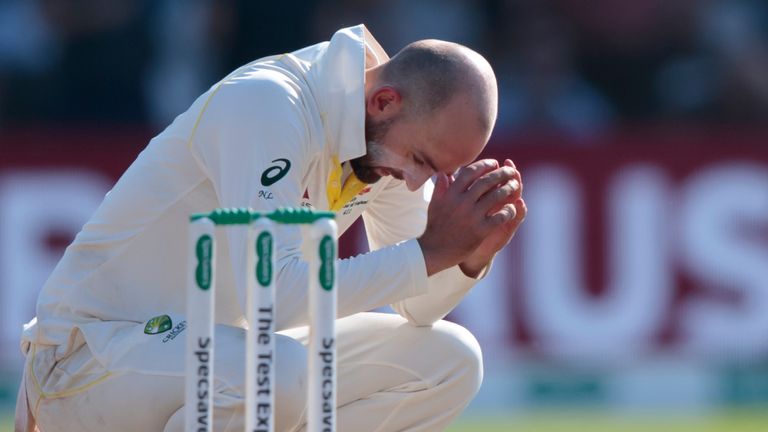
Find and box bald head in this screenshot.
[356,40,499,190]
[378,40,498,136]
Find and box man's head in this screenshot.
[351,39,499,191]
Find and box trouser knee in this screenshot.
[273,333,308,430]
[428,320,484,401]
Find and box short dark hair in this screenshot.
[379,40,466,118]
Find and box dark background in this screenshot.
[1,0,766,137]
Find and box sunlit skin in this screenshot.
[354,51,528,278]
[356,88,484,191]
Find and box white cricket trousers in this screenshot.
[19,313,482,431]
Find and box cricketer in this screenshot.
[16,25,526,432]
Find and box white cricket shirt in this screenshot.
[22,25,482,363]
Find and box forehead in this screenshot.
[420,100,487,172]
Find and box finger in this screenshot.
[466,166,517,201]
[512,198,527,224]
[511,174,522,201]
[432,172,450,200]
[478,179,520,215]
[452,159,499,192]
[485,202,517,227]
[507,159,523,195]
[504,164,523,202]
[498,199,527,234]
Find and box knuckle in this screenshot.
[465,164,480,174]
[503,180,518,194]
[457,166,480,183]
[486,170,506,186]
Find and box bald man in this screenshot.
[17,25,525,432]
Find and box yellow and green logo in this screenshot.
[195,234,213,290]
[318,235,334,291]
[144,315,173,335]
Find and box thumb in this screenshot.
[432,173,450,200]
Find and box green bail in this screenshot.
[268,207,335,224]
[190,207,334,225]
[190,207,259,225]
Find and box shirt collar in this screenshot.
[306,25,389,163]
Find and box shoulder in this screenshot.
[209,68,306,118]
[189,63,327,159]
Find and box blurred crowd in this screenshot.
[1,0,767,138]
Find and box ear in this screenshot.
[366,86,402,119]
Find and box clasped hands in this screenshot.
[418,158,527,277]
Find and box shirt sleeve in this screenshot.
[362,178,488,326]
[188,71,466,330]
[190,72,309,211]
[190,71,312,327]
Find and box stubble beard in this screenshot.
[350,116,393,184]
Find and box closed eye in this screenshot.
[413,153,439,173]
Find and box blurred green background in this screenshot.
[5,411,768,431]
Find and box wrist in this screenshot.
[417,237,457,277]
[459,253,492,278]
